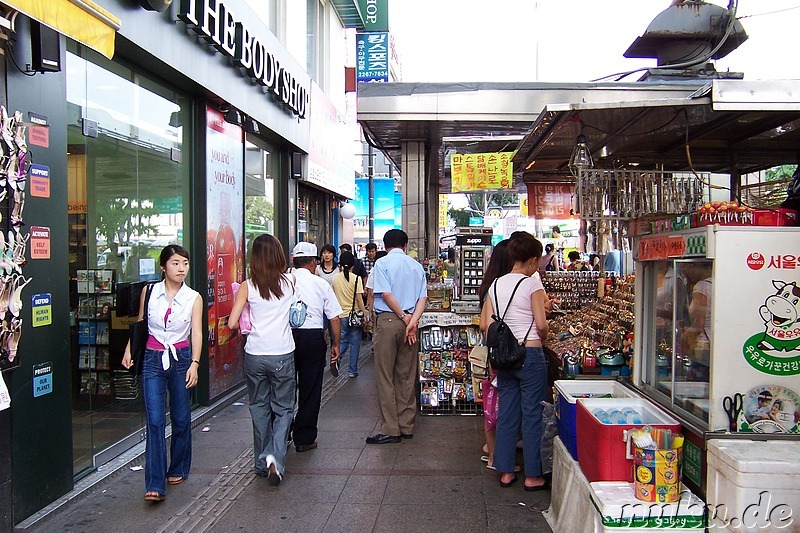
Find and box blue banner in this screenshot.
[356,32,389,82]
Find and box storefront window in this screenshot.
[244,136,277,270]
[66,48,192,476]
[644,259,712,424]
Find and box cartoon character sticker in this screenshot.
[743,280,800,376]
[739,385,800,434]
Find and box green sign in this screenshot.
[358,0,389,31]
[153,196,183,214]
[682,439,702,487]
[743,334,800,376]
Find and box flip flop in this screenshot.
[144,492,165,502]
[167,477,184,485]
[487,464,522,473]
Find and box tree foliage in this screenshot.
[245,195,274,227]
[95,198,159,245]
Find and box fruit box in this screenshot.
[753,207,798,227]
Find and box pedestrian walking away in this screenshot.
[367,229,427,444]
[332,251,367,377]
[289,241,342,452]
[229,234,296,486]
[122,245,204,502]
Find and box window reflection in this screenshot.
[647,259,712,423]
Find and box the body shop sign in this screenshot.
[177,0,309,118]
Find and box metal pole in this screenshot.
[368,144,375,243]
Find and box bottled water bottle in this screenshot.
[622,408,642,424]
[592,409,611,424]
[607,409,628,424]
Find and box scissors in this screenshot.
[723,393,744,432]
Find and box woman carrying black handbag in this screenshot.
[332,251,366,378]
[122,245,203,503]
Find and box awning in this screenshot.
[2,0,120,59]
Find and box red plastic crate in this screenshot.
[576,398,681,483]
[753,208,798,227]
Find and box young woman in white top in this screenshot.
[480,234,549,492]
[229,234,295,486]
[316,243,338,344]
[122,245,203,502]
[315,243,338,285]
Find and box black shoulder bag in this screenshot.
[348,276,365,327]
[128,283,154,374]
[486,278,533,371]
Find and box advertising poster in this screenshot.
[711,228,800,432]
[206,106,245,399]
[353,178,399,243]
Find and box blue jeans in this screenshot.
[142,345,193,495]
[494,347,547,477]
[340,320,363,375]
[244,351,296,476]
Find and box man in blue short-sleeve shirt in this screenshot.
[366,229,427,444]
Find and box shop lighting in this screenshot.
[243,117,260,135]
[224,109,243,126]
[568,134,593,177]
[339,201,356,219]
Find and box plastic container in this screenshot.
[633,446,683,502]
[554,380,641,461]
[576,398,681,483]
[590,481,706,531]
[706,439,800,532]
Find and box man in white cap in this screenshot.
[290,242,343,452]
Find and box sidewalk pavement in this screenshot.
[19,341,552,532]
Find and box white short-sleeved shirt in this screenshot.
[316,264,338,285]
[692,278,713,343]
[293,268,343,329]
[147,280,201,368]
[244,276,295,355]
[489,273,545,342]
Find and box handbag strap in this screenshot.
[350,275,360,312]
[491,276,534,344]
[141,282,154,325]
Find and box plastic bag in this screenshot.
[230,282,252,334]
[540,401,558,475]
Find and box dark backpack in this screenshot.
[486,277,533,371]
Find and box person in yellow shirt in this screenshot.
[332,252,367,377]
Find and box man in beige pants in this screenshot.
[366,229,427,444]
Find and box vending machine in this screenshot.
[450,228,493,314]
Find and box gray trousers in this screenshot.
[244,351,296,475]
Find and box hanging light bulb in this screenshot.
[339,201,356,219]
[568,134,594,177]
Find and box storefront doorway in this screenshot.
[65,47,193,477]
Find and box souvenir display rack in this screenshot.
[418,312,483,415]
[542,271,601,311]
[545,274,636,377]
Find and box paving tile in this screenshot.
[322,503,380,533]
[382,475,485,505]
[337,474,390,504]
[209,501,335,533]
[373,503,487,533]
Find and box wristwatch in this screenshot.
[191,360,201,366]
[399,312,408,319]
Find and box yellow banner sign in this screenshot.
[451,152,513,192]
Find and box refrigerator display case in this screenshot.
[633,225,800,492]
[449,230,493,314]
